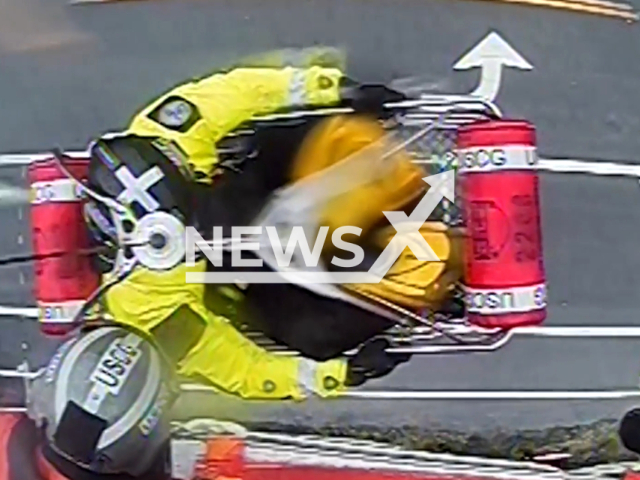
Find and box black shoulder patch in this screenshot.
[150,304,206,366]
[147,96,202,133]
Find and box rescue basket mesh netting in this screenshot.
[228,98,517,356]
[396,120,462,226]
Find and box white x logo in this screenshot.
[115,165,165,212]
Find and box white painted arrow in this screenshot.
[453,31,533,102]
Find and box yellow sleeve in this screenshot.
[104,264,348,401]
[126,67,345,183]
[177,308,349,401]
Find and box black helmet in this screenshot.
[83,134,196,271]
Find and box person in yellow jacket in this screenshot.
[83,65,460,402]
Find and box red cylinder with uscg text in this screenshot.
[457,120,547,328]
[28,157,100,336]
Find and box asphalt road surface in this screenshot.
[1,0,640,434]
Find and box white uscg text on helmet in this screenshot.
[89,340,141,395]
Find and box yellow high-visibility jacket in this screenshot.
[103,67,349,401]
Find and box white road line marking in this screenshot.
[341,390,640,400]
[3,363,640,401]
[413,157,640,177]
[510,326,640,337]
[0,181,29,206]
[539,158,640,177]
[0,151,88,165]
[2,361,640,402]
[2,302,640,340]
[179,383,640,400]
[0,368,38,378]
[3,152,640,177]
[0,306,38,317]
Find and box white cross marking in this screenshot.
[115,166,164,212]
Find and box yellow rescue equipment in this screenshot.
[288,114,463,312]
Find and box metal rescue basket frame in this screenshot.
[374,95,529,356]
[225,93,522,357]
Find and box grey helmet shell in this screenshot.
[26,326,178,477]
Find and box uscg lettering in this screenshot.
[460,148,508,170]
[90,342,140,393]
[466,291,516,311]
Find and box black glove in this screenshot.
[340,78,407,119]
[345,338,411,387]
